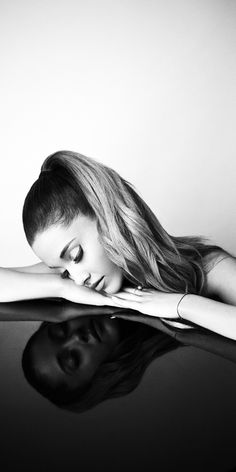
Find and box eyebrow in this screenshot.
[48,238,77,269]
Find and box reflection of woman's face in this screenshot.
[32,215,124,294]
[29,317,121,391]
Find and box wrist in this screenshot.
[54,274,65,298]
[176,293,188,320]
[57,277,76,300]
[43,273,64,299]
[161,293,190,319]
[177,293,197,321]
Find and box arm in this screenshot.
[0,263,62,308]
[178,294,236,340]
[0,267,62,303]
[7,262,60,274]
[0,267,115,321]
[110,255,236,341]
[178,254,236,340]
[112,289,236,341]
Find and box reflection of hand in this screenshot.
[60,278,116,308]
[109,287,186,320]
[0,298,127,323]
[55,303,123,323]
[109,309,162,329]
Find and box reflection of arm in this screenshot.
[116,309,236,365]
[0,267,62,303]
[0,299,63,321]
[172,324,236,365]
[0,299,122,322]
[161,318,195,330]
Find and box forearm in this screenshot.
[0,268,63,303]
[0,299,64,322]
[6,262,60,274]
[179,294,236,341]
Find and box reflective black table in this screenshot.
[0,299,236,472]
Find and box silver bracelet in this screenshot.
[176,293,188,320]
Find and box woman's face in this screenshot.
[29,316,121,391]
[32,214,123,294]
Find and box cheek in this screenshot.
[92,238,122,280]
[93,243,115,269]
[103,319,121,345]
[83,346,111,376]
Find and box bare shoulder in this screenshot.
[204,250,236,305]
[203,249,233,274]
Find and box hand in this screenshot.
[60,278,116,307]
[108,287,185,319]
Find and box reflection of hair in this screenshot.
[23,150,224,294]
[22,319,182,413]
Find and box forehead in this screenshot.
[32,215,96,261]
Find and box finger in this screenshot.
[103,296,123,305]
[110,296,140,310]
[111,292,143,302]
[122,288,144,296]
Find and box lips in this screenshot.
[92,276,104,291]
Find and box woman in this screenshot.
[22,310,181,413]
[1,150,236,339]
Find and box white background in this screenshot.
[1,0,235,266]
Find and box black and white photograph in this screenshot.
[0,1,236,471]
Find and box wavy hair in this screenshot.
[23,150,225,295]
[22,318,181,413]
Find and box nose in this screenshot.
[66,265,91,286]
[63,329,90,346]
[48,320,91,344]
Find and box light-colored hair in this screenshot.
[23,150,225,295]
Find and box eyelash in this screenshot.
[73,247,83,263]
[61,247,83,279]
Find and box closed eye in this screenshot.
[60,246,83,279]
[72,247,83,263]
[48,323,67,340]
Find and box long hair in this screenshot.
[22,150,225,295]
[22,318,181,414]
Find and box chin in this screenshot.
[105,274,123,294]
